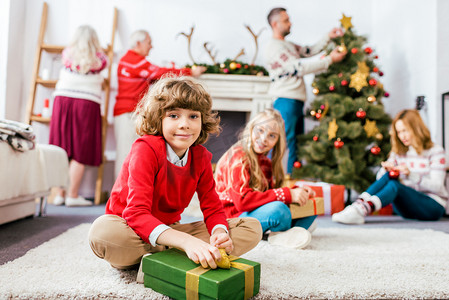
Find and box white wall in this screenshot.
[0,0,10,119]
[371,0,438,140]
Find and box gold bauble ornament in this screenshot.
[340,14,353,30]
[229,62,237,70]
[375,133,383,140]
[338,44,347,53]
[313,88,319,95]
[367,95,376,103]
[328,118,339,140]
[220,63,226,68]
[310,110,316,116]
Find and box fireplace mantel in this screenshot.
[197,74,273,119]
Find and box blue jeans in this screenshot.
[273,98,304,174]
[365,173,445,221]
[239,201,316,233]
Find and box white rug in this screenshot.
[1,224,449,299]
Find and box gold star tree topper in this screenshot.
[328,118,339,140]
[340,14,353,30]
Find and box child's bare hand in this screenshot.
[183,237,221,269]
[210,229,233,254]
[290,187,309,206]
[381,161,395,172]
[396,164,410,176]
[302,185,316,198]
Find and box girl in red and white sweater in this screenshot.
[333,109,448,224]
[88,76,261,280]
[215,108,317,250]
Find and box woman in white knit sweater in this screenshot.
[333,109,448,224]
[49,25,108,207]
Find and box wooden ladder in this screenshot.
[25,2,118,205]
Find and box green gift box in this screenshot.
[143,248,260,300]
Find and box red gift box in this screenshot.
[292,181,346,215]
[373,203,394,215]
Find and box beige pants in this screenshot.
[88,214,262,269]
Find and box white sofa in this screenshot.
[0,142,69,225]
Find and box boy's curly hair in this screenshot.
[134,75,220,145]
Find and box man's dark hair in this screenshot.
[267,7,286,27]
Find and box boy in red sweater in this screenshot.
[89,76,262,281]
[113,30,206,178]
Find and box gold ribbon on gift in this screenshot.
[185,255,254,300]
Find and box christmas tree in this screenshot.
[292,14,392,193]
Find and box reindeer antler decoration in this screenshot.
[245,25,265,65]
[232,48,245,62]
[203,42,217,65]
[177,26,196,65]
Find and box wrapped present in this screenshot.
[285,180,346,215]
[143,248,260,300]
[290,197,325,219]
[373,203,394,215]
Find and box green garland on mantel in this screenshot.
[186,59,268,76]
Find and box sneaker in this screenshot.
[65,196,93,207]
[136,253,152,284]
[53,195,65,206]
[332,203,365,224]
[268,227,312,249]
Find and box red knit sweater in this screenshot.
[106,135,228,244]
[215,146,292,218]
[113,50,192,116]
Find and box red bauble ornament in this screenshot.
[315,112,322,119]
[351,48,358,54]
[374,55,379,59]
[356,109,366,119]
[370,146,381,155]
[384,92,390,97]
[313,135,319,141]
[373,67,379,73]
[364,47,373,54]
[369,78,377,86]
[329,85,335,91]
[379,71,384,76]
[293,161,302,168]
[334,139,344,149]
[236,63,242,68]
[341,79,348,86]
[389,169,400,179]
[338,73,343,77]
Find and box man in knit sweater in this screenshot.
[113,30,205,178]
[264,7,347,174]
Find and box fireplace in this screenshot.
[197,74,272,162]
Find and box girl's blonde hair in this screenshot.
[67,25,104,74]
[134,76,220,145]
[217,108,286,193]
[390,109,433,155]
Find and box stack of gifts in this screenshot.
[143,248,260,300]
[284,179,346,216]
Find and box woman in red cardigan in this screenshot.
[215,108,316,250]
